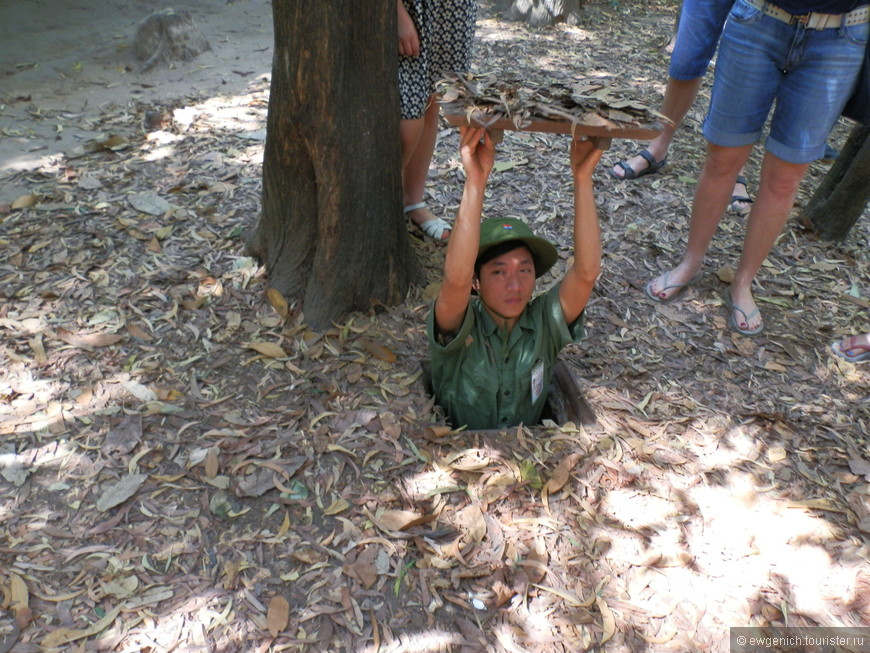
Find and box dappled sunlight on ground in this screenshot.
[1,0,869,650]
[383,408,868,649]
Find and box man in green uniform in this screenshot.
[428,126,604,429]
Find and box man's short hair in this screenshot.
[474,240,535,277]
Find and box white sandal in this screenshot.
[404,202,450,241]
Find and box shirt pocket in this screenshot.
[516,368,547,420]
[453,358,499,414]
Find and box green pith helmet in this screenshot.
[476,217,558,278]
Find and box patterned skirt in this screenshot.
[399,0,477,120]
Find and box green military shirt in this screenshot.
[427,284,585,430]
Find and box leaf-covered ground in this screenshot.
[1,1,869,651]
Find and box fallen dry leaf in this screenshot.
[544,452,582,493]
[41,606,121,648]
[848,457,870,479]
[361,339,396,363]
[376,509,434,532]
[266,595,289,637]
[204,447,220,478]
[7,575,25,602]
[54,328,123,349]
[96,474,147,512]
[342,546,379,589]
[11,194,37,210]
[323,497,350,515]
[266,287,289,317]
[455,504,487,543]
[246,341,287,358]
[596,596,616,645]
[525,537,549,584]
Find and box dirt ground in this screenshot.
[1,1,869,652]
[0,0,273,203]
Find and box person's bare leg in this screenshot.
[400,116,424,168]
[402,97,444,235]
[647,142,752,300]
[612,77,701,178]
[613,77,756,202]
[727,151,809,331]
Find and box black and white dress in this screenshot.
[399,0,477,120]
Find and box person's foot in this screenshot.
[723,286,763,335]
[610,149,667,180]
[728,175,753,215]
[831,333,870,363]
[645,265,701,303]
[405,202,450,241]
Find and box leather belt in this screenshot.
[743,0,870,29]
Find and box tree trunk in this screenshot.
[498,0,583,27]
[801,124,870,241]
[246,1,420,331]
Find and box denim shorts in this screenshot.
[669,0,736,79]
[703,0,869,163]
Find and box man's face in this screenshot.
[476,245,536,324]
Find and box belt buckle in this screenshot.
[791,12,810,25]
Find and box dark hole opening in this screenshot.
[418,359,596,429]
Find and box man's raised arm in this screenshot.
[433,127,496,337]
[558,136,604,325]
